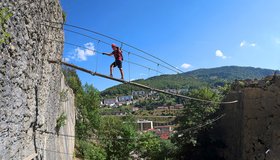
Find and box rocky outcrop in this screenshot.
[218,75,280,160]
[0,0,75,160]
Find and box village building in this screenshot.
[103,97,118,106]
[118,95,133,102]
[137,120,153,131]
[132,90,146,96]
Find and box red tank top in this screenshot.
[112,50,123,61]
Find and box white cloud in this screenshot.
[240,40,256,47]
[215,50,227,59]
[75,48,87,61]
[84,42,95,55]
[70,42,96,61]
[181,63,191,69]
[240,40,246,47]
[250,43,256,47]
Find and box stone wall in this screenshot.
[218,76,280,160]
[0,0,75,159]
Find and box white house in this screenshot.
[103,98,118,106]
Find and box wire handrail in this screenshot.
[43,21,184,73]
[48,59,238,104]
[42,24,180,74]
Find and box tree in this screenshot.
[62,67,83,95]
[76,83,101,139]
[136,132,175,160]
[63,67,103,159]
[75,139,106,160]
[98,116,137,160]
[172,88,223,159]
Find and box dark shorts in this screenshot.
[111,60,122,68]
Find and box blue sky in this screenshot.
[60,0,280,91]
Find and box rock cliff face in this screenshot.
[0,0,75,160]
[219,75,280,160]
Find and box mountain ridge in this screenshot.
[101,66,277,97]
[182,65,276,82]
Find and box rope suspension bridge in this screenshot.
[49,59,237,104]
[49,21,185,74]
[44,23,180,74]
[44,20,238,104]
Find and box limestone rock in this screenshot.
[217,76,280,160]
[0,1,75,160]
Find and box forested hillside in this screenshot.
[183,66,275,83]
[101,75,207,97]
[101,66,276,97]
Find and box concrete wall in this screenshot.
[0,0,75,159]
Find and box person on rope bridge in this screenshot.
[102,43,124,79]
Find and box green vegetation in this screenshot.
[98,116,137,159]
[60,89,68,102]
[63,67,183,159]
[63,66,101,139]
[136,132,175,159]
[62,68,135,159]
[63,67,104,158]
[102,66,275,97]
[56,113,67,134]
[0,8,13,44]
[171,87,226,159]
[183,66,275,85]
[134,93,177,110]
[101,75,207,98]
[62,11,67,23]
[75,140,106,160]
[63,65,241,159]
[100,105,132,115]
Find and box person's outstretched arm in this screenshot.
[102,52,113,56]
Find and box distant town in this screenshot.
[101,89,186,139]
[101,89,188,107]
